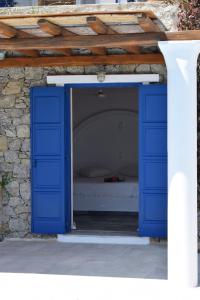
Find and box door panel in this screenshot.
[143,160,167,189]
[142,126,167,156]
[33,96,62,123]
[143,193,167,221]
[34,192,63,219]
[139,84,167,238]
[34,126,61,155]
[31,87,71,234]
[142,94,167,123]
[34,160,61,188]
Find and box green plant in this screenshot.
[0,174,12,190]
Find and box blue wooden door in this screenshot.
[139,84,167,238]
[31,87,71,234]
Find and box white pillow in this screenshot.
[79,167,112,178]
[119,165,138,178]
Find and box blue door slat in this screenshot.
[31,87,71,234]
[139,84,167,238]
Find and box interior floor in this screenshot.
[73,212,138,236]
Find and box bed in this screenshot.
[73,177,138,212]
[73,109,138,212]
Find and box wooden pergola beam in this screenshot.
[87,16,140,54]
[0,21,37,39]
[89,47,107,55]
[38,19,75,36]
[16,49,39,57]
[38,19,74,56]
[138,15,162,32]
[87,16,116,35]
[0,21,39,57]
[87,16,113,55]
[0,53,164,68]
[0,21,17,38]
[0,31,199,51]
[38,18,105,55]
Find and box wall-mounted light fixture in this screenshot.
[97,71,106,83]
[97,89,106,99]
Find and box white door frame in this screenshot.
[47,73,160,228]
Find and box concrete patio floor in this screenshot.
[0,239,199,300]
[0,239,167,278]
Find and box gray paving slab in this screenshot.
[0,239,198,284]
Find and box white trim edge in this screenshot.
[57,234,150,245]
[47,74,159,86]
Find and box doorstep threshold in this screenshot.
[57,233,150,245]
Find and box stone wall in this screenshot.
[0,64,166,237]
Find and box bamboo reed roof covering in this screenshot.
[0,10,198,67]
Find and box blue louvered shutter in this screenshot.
[139,84,167,238]
[31,87,71,234]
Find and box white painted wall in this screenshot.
[159,40,200,288]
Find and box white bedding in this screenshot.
[73,177,138,212]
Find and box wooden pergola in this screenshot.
[0,10,199,68]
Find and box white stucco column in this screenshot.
[158,41,200,287]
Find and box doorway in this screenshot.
[72,86,139,235]
[31,81,167,238]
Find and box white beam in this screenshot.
[159,40,200,288]
[47,74,159,86]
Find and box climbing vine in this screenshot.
[0,174,12,190]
